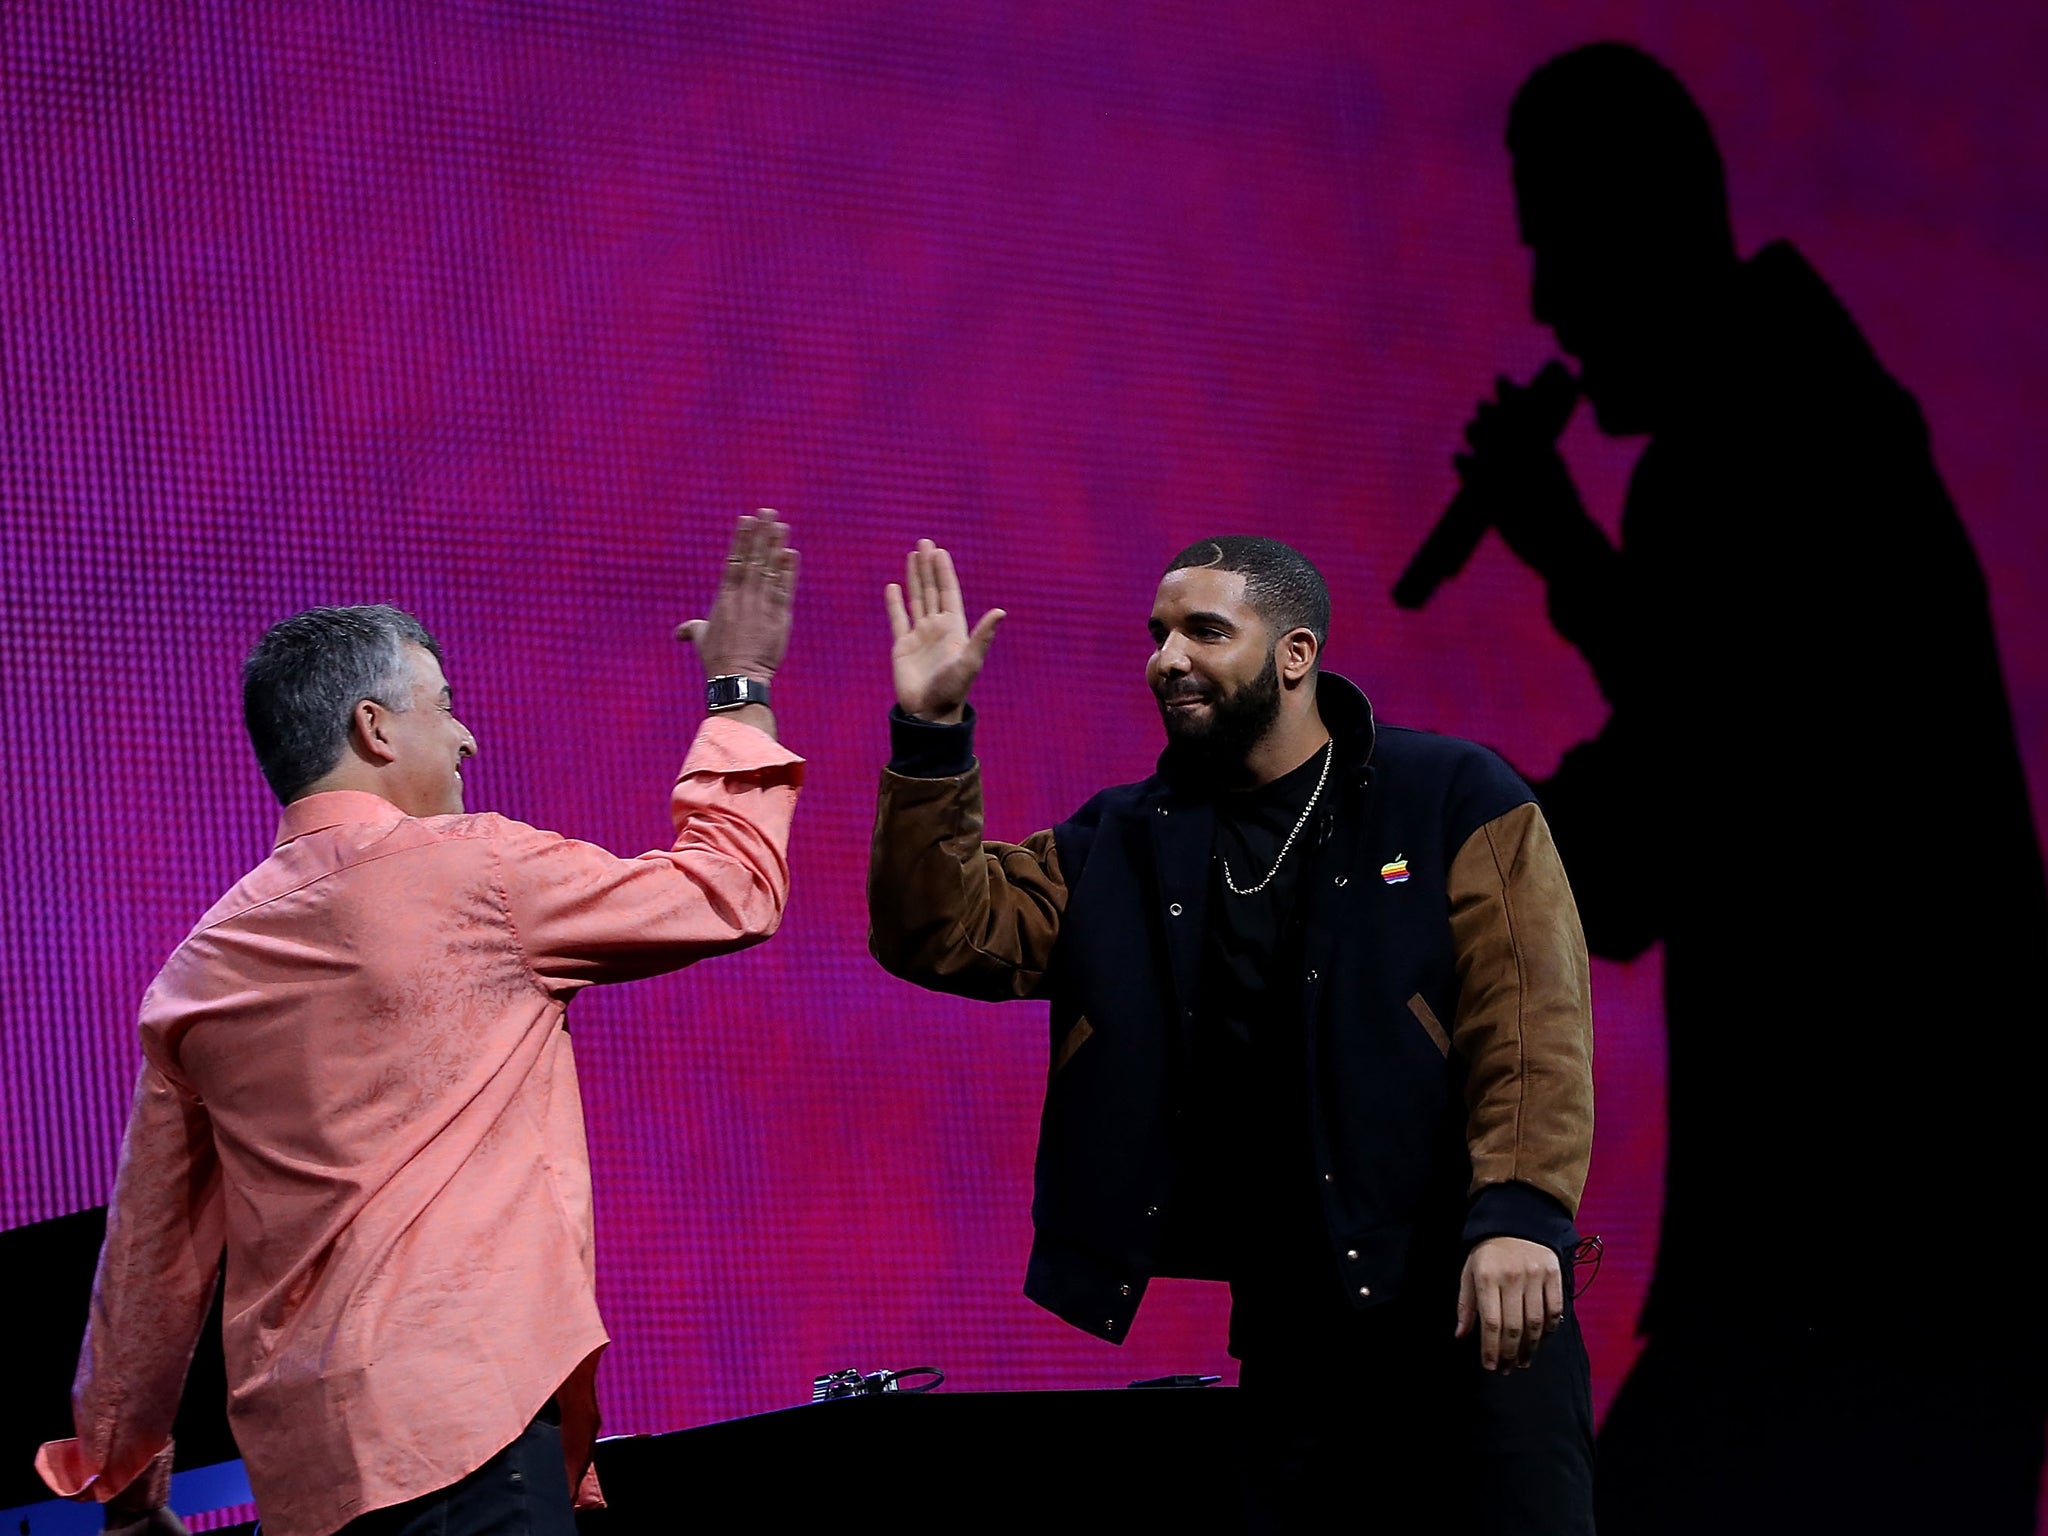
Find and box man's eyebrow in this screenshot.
[1180,610,1237,630]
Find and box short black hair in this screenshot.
[242,605,441,803]
[1163,536,1330,655]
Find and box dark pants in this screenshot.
[333,1409,576,1536]
[1598,1332,2048,1535]
[1235,1293,1595,1535]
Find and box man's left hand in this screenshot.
[1455,1235,1565,1373]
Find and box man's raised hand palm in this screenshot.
[886,539,1003,723]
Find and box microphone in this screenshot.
[1392,360,1579,610]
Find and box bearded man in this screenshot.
[866,535,1595,1533]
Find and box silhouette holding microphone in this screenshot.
[1394,361,1577,610]
[1401,42,2048,1534]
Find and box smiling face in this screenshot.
[374,644,476,816]
[1146,566,1287,775]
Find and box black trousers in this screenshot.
[1234,1292,1595,1536]
[332,1409,577,1536]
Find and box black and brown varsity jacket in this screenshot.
[867,673,1594,1342]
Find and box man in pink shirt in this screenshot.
[35,511,804,1536]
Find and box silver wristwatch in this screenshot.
[705,674,771,713]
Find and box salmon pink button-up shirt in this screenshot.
[36,715,802,1536]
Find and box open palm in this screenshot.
[885,539,1004,723]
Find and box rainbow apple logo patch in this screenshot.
[1380,854,1411,885]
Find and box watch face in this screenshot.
[707,675,767,710]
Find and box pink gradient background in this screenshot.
[3,0,2043,1495]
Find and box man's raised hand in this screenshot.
[678,508,799,683]
[884,539,1004,724]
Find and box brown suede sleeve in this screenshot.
[1446,801,1595,1215]
[867,764,1066,1001]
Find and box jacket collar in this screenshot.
[274,790,409,850]
[1314,672,1377,783]
[1151,669,1377,799]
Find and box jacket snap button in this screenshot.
[1105,1319,1117,1330]
[1322,1173,1334,1183]
[1358,1286,1371,1298]
[1169,903,1183,916]
[1346,1249,1360,1261]
[1157,806,1169,815]
[1334,875,1347,887]
[1146,1205,1161,1216]
[1119,1284,1132,1296]
[1306,970,1318,983]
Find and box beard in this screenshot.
[1155,650,1283,790]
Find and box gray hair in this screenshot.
[242,605,441,803]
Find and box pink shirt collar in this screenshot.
[274,790,410,849]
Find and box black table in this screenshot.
[583,1386,1246,1533]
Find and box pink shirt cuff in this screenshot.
[36,1437,174,1507]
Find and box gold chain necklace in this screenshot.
[1220,740,1333,897]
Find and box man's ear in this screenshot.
[1278,627,1320,686]
[350,698,399,765]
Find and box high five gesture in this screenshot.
[679,507,799,738]
[884,538,1004,724]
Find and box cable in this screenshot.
[1570,1234,1603,1300]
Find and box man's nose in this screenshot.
[457,724,478,759]
[1155,636,1191,673]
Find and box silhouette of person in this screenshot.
[1438,41,2048,1534]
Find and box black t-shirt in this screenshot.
[1163,741,1332,1290]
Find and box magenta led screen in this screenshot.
[5,0,2045,1471]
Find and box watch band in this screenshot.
[705,674,771,712]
